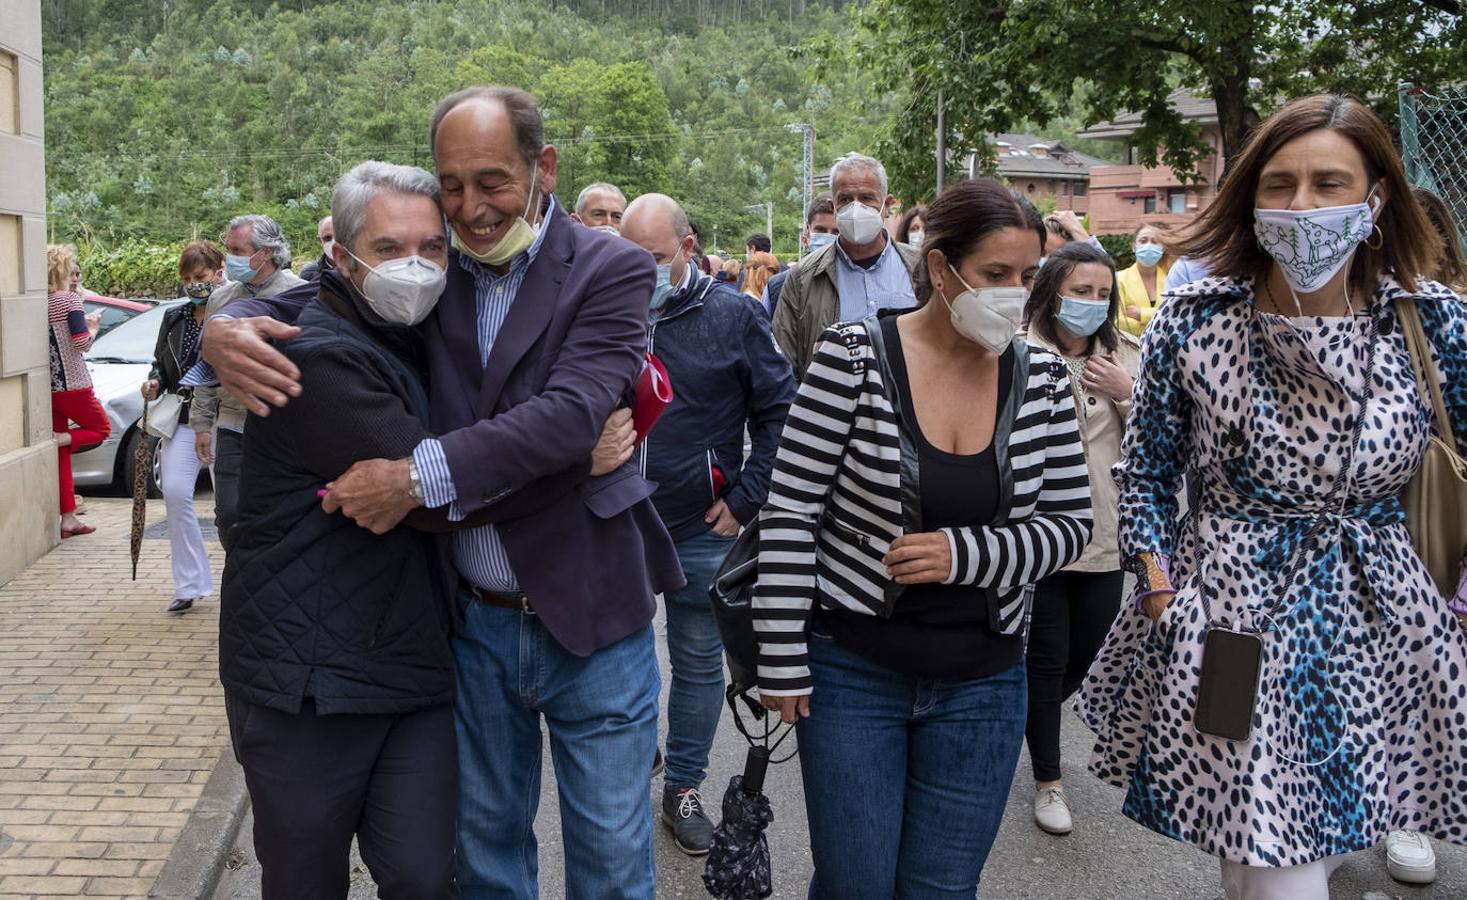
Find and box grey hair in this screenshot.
[430,86,544,170]
[829,152,889,199]
[575,182,627,215]
[227,214,291,268]
[331,161,444,254]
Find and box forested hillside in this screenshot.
[41,0,894,288]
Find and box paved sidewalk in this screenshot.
[7,496,1466,898]
[0,496,226,898]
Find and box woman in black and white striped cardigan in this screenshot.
[754,178,1093,897]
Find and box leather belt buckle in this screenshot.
[465,582,534,615]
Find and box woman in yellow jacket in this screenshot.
[1115,223,1171,336]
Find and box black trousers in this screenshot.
[213,428,243,553]
[1024,569,1125,782]
[225,692,457,900]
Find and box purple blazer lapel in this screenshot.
[476,206,573,416]
[423,254,481,428]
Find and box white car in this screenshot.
[72,302,185,496]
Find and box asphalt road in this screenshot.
[215,603,1467,900]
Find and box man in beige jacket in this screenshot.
[191,214,304,552]
[771,153,921,379]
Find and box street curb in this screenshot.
[150,748,249,899]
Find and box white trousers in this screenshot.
[161,423,213,600]
[1220,854,1349,900]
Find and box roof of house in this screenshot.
[1077,88,1218,140]
[982,133,1110,180]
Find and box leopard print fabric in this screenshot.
[1075,274,1467,868]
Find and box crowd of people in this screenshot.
[45,79,1467,900]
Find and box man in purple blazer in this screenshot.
[202,86,683,898]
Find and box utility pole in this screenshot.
[935,88,946,195]
[743,201,775,251]
[786,123,815,256]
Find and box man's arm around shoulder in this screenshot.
[200,281,315,416]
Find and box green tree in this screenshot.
[856,0,1466,203]
[42,0,892,261]
[540,60,680,200]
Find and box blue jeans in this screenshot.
[797,623,1028,899]
[453,596,660,899]
[662,529,737,791]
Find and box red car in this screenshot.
[82,292,154,339]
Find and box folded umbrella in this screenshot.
[130,404,153,580]
[704,525,796,899]
[703,746,775,900]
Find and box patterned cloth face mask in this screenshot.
[1253,190,1380,294]
[184,282,214,304]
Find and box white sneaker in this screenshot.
[1033,786,1073,835]
[1385,830,1437,884]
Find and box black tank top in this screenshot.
[819,313,1023,680]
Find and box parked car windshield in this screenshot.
[84,300,147,340]
[85,302,181,365]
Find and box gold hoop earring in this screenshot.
[1365,225,1383,251]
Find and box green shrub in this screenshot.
[79,241,183,299]
[1095,233,1135,270]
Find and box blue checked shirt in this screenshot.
[411,197,558,593]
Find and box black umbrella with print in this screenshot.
[703,522,796,900]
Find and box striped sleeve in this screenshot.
[411,437,466,522]
[49,291,92,351]
[941,367,1093,589]
[753,327,863,697]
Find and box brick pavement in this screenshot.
[0,496,228,898]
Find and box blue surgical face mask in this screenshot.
[1134,243,1165,267]
[808,232,836,252]
[224,252,258,283]
[650,264,674,311]
[1056,295,1111,337]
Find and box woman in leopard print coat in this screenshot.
[1076,94,1467,899]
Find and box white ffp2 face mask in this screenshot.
[1253,192,1379,294]
[941,265,1027,353]
[345,249,448,326]
[836,201,885,245]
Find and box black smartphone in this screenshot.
[1193,626,1264,742]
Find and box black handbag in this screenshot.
[709,520,761,697]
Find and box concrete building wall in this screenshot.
[1005,176,1091,215]
[1086,126,1224,235]
[0,0,59,586]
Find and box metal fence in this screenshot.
[1400,82,1467,254]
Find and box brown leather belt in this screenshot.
[464,583,534,615]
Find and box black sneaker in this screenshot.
[651,747,665,778]
[661,786,715,856]
[166,598,195,614]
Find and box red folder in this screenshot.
[634,352,673,443]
